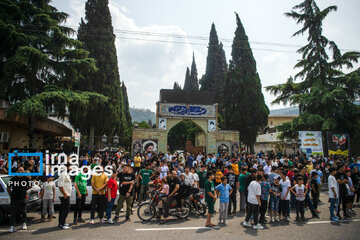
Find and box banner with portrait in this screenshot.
[158,118,167,130]
[142,140,158,153]
[327,132,349,156]
[132,140,142,154]
[298,131,324,156]
[208,120,216,132]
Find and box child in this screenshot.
[158,177,169,204]
[242,174,263,230]
[269,176,282,222]
[215,176,233,225]
[106,171,118,224]
[215,168,223,186]
[259,174,271,224]
[280,171,291,221]
[291,176,307,221]
[328,167,339,221]
[310,171,320,212]
[40,175,55,222]
[345,169,355,215]
[205,172,217,227]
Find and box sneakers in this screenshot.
[100,219,105,224]
[330,216,339,222]
[9,226,14,233]
[22,223,27,230]
[270,217,274,222]
[286,216,291,221]
[253,223,264,230]
[59,225,70,230]
[107,219,115,224]
[77,218,85,223]
[90,219,95,224]
[73,219,78,225]
[242,221,252,227]
[126,216,131,222]
[113,215,120,221]
[275,217,281,222]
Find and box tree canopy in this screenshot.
[266,0,360,140]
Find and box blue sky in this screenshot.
[52,0,360,112]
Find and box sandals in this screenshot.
[205,223,216,227]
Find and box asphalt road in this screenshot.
[1,193,359,240]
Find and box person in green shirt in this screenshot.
[205,172,217,227]
[138,164,154,203]
[239,168,249,211]
[73,168,88,224]
[197,165,207,192]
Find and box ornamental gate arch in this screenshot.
[131,90,240,156]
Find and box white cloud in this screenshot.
[108,1,196,111]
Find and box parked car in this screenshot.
[0,174,41,225]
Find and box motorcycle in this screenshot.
[189,189,207,216]
[137,190,191,221]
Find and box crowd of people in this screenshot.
[2,149,360,232]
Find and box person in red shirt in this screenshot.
[106,170,118,224]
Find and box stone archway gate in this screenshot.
[132,90,240,156]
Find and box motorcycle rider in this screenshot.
[160,171,180,224]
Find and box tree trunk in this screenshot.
[29,117,36,149]
[89,124,95,151]
[249,142,255,154]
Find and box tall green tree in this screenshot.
[75,0,127,149]
[121,82,132,126]
[0,0,106,148]
[214,42,227,113]
[200,23,219,91]
[173,82,182,90]
[223,13,269,153]
[266,0,360,144]
[183,67,191,90]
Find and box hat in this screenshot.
[274,175,281,180]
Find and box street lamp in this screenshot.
[113,135,119,144]
[102,134,107,143]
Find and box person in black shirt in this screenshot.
[7,167,32,233]
[336,165,351,219]
[310,171,320,210]
[225,166,239,215]
[161,171,180,224]
[114,164,135,221]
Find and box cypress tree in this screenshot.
[121,82,132,125]
[189,53,199,90]
[200,23,219,91]
[183,67,191,90]
[75,0,126,149]
[214,42,227,112]
[173,82,182,90]
[223,13,269,153]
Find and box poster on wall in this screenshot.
[208,120,216,132]
[298,131,324,156]
[231,142,240,156]
[132,140,142,154]
[142,140,158,153]
[327,132,349,156]
[158,118,167,130]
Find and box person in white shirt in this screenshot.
[328,167,339,221]
[279,171,291,220]
[190,167,199,189]
[182,166,196,187]
[58,163,72,230]
[264,161,272,175]
[242,175,263,230]
[160,161,169,179]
